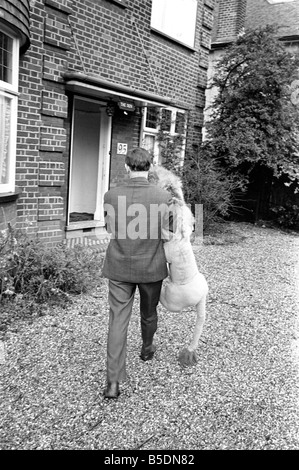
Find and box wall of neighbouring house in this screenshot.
[10,0,215,244]
[211,0,246,44]
[245,0,299,38]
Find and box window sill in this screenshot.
[0,191,21,203]
[107,0,127,8]
[66,220,105,231]
[151,28,197,52]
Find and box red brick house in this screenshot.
[0,0,215,244]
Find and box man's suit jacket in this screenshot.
[102,177,172,283]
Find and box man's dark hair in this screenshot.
[125,147,152,171]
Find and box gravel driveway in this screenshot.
[0,222,298,450]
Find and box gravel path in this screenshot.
[0,222,298,450]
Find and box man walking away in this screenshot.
[102,147,172,398]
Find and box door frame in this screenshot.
[67,95,112,227]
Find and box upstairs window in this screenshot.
[151,0,198,49]
[141,107,187,166]
[0,27,19,193]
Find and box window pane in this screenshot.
[151,0,197,48]
[145,107,159,129]
[161,109,172,132]
[0,94,12,184]
[0,32,13,84]
[175,112,186,134]
[142,134,155,154]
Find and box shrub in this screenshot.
[178,148,246,230]
[0,225,105,304]
[270,203,299,230]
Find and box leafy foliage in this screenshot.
[155,110,242,229]
[0,225,104,305]
[205,25,299,186]
[270,203,299,229]
[179,146,246,229]
[156,109,186,171]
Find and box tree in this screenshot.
[155,108,245,230]
[205,25,299,220]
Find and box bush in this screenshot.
[178,148,246,230]
[152,109,244,229]
[270,203,299,230]
[0,225,105,305]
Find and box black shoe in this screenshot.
[140,344,156,362]
[104,382,120,399]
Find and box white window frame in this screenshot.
[151,0,198,49]
[0,25,19,194]
[140,106,187,166]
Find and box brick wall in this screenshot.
[16,0,71,242]
[14,0,215,243]
[212,0,247,44]
[109,109,141,187]
[213,0,299,45]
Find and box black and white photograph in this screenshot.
[0,0,298,454]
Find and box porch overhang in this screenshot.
[63,72,171,108]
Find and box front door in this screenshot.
[68,96,111,226]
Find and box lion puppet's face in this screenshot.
[149,165,194,239]
[148,165,185,203]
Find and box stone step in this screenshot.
[63,236,110,252]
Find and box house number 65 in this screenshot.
[117,143,128,155]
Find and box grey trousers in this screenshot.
[106,279,163,383]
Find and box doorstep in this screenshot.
[64,220,110,250]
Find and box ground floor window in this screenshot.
[0,27,19,193]
[0,93,16,187]
[141,106,187,166]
